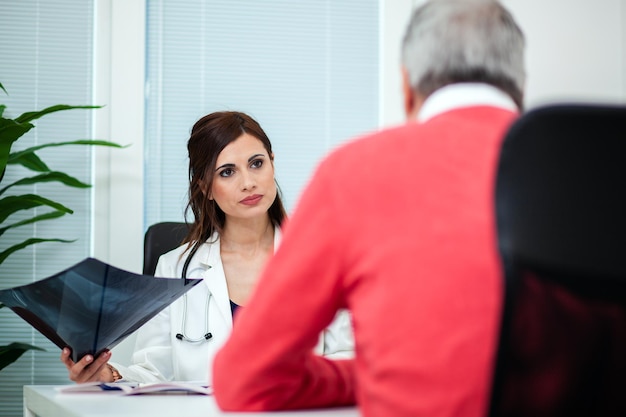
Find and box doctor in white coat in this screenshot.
[111,229,353,383]
[61,111,353,384]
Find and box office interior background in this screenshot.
[0,0,624,415]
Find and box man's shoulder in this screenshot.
[319,106,517,168]
[335,104,515,152]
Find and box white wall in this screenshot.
[94,0,626,273]
[379,0,415,127]
[503,0,625,107]
[93,0,146,273]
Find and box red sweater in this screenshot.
[213,106,517,417]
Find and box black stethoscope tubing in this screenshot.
[176,242,213,342]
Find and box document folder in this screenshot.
[0,257,202,362]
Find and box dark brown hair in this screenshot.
[183,111,287,250]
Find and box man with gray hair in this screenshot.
[213,1,526,416]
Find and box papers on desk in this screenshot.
[58,381,213,395]
[0,257,202,362]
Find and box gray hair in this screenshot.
[401,0,526,109]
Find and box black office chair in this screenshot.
[143,222,190,275]
[488,104,626,417]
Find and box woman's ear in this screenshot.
[199,180,212,200]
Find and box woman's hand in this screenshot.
[60,347,113,383]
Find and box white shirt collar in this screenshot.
[417,83,518,123]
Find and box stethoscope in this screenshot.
[175,243,214,343]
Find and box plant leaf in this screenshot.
[0,82,7,95]
[0,342,46,372]
[0,104,6,117]
[7,140,125,173]
[0,237,75,264]
[0,194,73,224]
[7,151,49,172]
[9,139,125,160]
[0,210,67,237]
[15,104,101,124]
[0,118,34,173]
[0,171,91,196]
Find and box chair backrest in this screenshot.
[143,222,189,275]
[488,104,626,417]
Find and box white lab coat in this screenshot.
[112,228,353,384]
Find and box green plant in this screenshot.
[0,81,123,371]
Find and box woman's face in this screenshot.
[210,133,277,222]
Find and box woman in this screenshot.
[61,111,353,384]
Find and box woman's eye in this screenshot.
[219,168,234,178]
[250,159,263,169]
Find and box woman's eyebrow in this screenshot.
[248,153,264,162]
[215,163,234,172]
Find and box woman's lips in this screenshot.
[240,194,263,205]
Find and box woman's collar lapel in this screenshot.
[197,233,233,327]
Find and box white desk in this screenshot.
[23,385,360,417]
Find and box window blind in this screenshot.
[0,1,94,416]
[144,0,380,227]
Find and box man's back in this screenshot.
[333,105,514,416]
[214,102,517,416]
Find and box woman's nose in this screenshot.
[240,171,256,190]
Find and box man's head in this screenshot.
[401,0,525,118]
